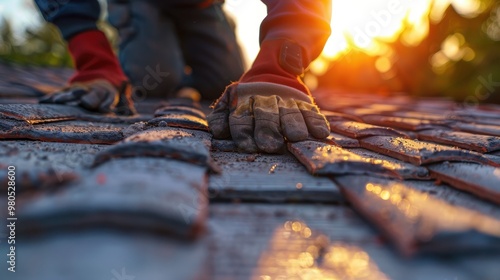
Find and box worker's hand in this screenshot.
[40,80,136,115]
[207,82,330,153]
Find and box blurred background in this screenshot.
[0,0,499,103]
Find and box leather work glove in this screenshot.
[40,80,136,115]
[39,30,136,115]
[208,81,329,153]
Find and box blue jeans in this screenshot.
[34,0,331,99]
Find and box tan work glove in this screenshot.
[208,82,329,153]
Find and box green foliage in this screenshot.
[0,19,118,68]
[315,0,500,103]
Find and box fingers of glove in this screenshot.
[252,95,285,153]
[40,88,86,104]
[80,89,108,112]
[228,98,259,153]
[98,88,119,113]
[297,101,330,139]
[207,90,231,139]
[278,98,308,142]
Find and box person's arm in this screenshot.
[34,0,135,115]
[207,0,332,153]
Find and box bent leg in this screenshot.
[168,3,245,101]
[108,0,185,99]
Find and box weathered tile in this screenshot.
[362,115,449,131]
[252,221,389,279]
[349,148,430,180]
[0,104,82,127]
[93,127,216,171]
[453,109,500,120]
[209,204,480,280]
[147,114,209,131]
[417,129,500,153]
[288,140,403,178]
[1,230,209,280]
[429,162,500,204]
[0,121,126,144]
[327,132,360,148]
[359,136,498,166]
[17,158,208,238]
[209,152,342,203]
[329,120,409,139]
[211,139,239,152]
[322,110,364,122]
[334,175,500,256]
[452,122,500,137]
[0,165,78,194]
[155,105,206,119]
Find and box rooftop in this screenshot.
[0,63,499,280]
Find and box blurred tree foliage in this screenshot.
[314,0,500,103]
[0,19,118,68]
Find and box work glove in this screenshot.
[208,82,329,153]
[40,80,136,115]
[207,40,330,153]
[39,30,136,115]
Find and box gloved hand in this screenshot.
[40,80,136,115]
[208,82,329,153]
[40,30,136,115]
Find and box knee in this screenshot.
[125,63,184,99]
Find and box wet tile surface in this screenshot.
[334,175,500,256]
[429,162,500,204]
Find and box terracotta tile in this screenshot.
[329,120,409,139]
[334,175,500,256]
[209,152,342,203]
[417,129,500,153]
[0,121,126,144]
[361,115,450,131]
[429,162,500,204]
[17,158,208,238]
[452,122,500,137]
[359,136,498,166]
[93,127,216,171]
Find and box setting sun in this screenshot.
[225,0,485,65]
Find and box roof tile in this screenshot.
[329,120,409,139]
[334,175,500,256]
[417,129,500,153]
[359,136,498,166]
[17,158,208,238]
[429,162,500,204]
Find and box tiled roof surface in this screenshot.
[0,63,500,279]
